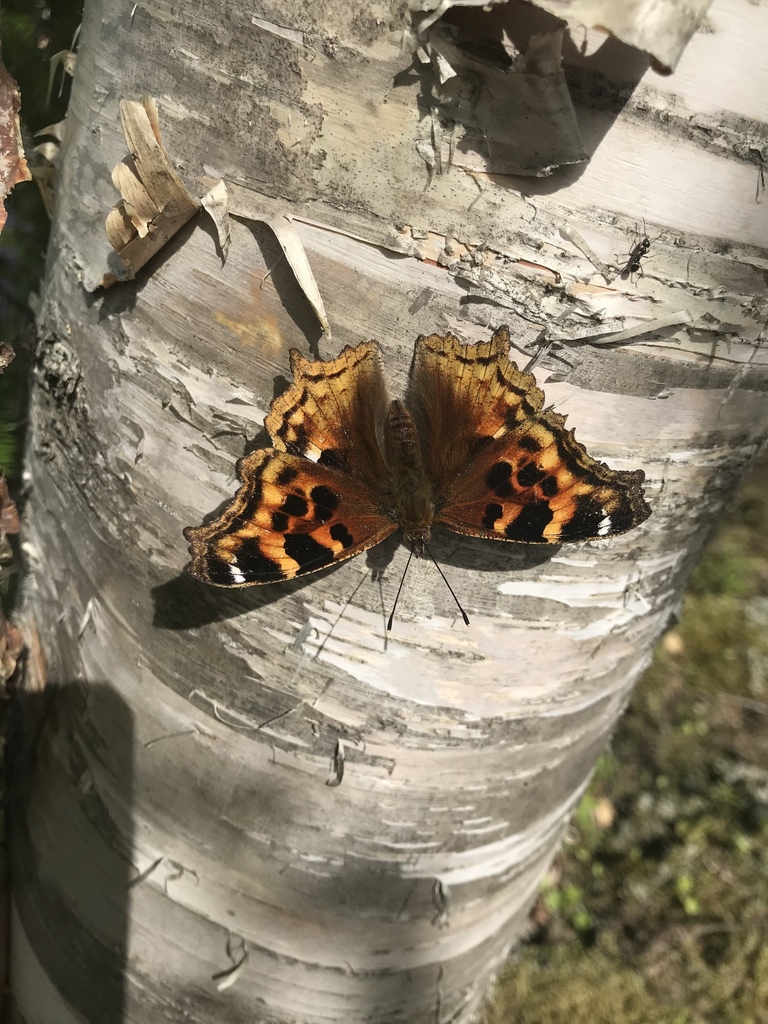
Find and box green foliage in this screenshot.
[492,457,768,1024]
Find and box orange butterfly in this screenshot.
[184,326,650,588]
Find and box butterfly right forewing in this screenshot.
[406,326,545,503]
[408,328,650,544]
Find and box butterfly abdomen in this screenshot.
[384,399,434,553]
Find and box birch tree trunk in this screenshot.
[11,0,768,1022]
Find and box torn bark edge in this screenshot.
[0,62,33,236]
[102,97,230,288]
[412,0,712,73]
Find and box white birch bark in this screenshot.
[10,0,768,1022]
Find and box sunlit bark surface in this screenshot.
[10,0,768,1021]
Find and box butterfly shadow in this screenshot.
[152,529,560,632]
[152,560,362,631]
[426,528,561,574]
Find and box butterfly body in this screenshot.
[383,398,435,555]
[184,327,651,587]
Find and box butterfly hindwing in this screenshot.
[436,411,650,543]
[184,449,396,585]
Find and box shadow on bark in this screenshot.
[153,530,558,630]
[7,682,132,1023]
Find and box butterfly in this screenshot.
[184,326,651,588]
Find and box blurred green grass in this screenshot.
[493,459,768,1024]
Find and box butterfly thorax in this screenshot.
[383,399,434,555]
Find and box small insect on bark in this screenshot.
[617,220,652,282]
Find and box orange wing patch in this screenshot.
[184,449,395,585]
[437,413,648,543]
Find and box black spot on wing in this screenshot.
[482,503,503,529]
[281,493,309,518]
[275,465,299,486]
[485,461,515,499]
[517,462,547,488]
[310,485,339,521]
[505,502,554,541]
[205,545,283,584]
[271,511,289,532]
[541,476,558,497]
[330,522,354,549]
[284,533,335,571]
[518,434,541,453]
[559,494,605,540]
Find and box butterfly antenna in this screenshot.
[424,544,470,626]
[387,546,415,632]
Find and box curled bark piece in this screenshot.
[529,0,714,71]
[418,24,587,177]
[102,97,201,287]
[413,0,713,72]
[266,215,331,335]
[201,179,231,261]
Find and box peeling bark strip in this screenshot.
[14,1,768,1023]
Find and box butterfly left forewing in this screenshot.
[406,326,545,501]
[266,341,390,487]
[185,449,396,585]
[435,410,651,544]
